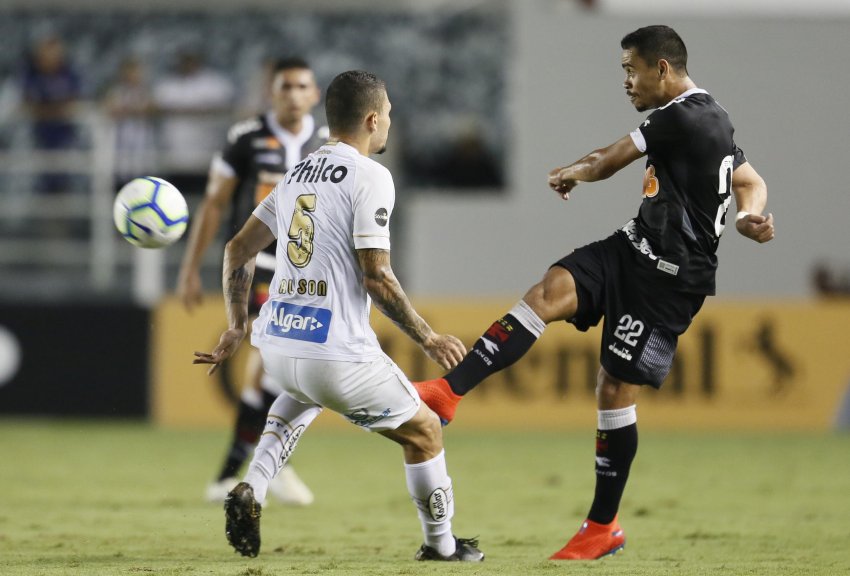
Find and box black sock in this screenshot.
[216,390,278,481]
[587,423,638,524]
[445,313,539,395]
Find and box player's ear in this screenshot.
[657,58,669,80]
[365,110,378,133]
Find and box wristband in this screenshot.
[735,211,750,222]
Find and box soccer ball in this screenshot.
[113,177,188,248]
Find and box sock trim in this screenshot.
[508,300,546,338]
[404,449,446,471]
[598,405,637,430]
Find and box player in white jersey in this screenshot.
[194,70,485,562]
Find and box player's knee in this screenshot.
[523,268,577,323]
[595,368,639,409]
[409,409,443,455]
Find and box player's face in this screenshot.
[370,91,392,155]
[271,68,320,124]
[622,49,663,112]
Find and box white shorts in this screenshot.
[258,349,420,432]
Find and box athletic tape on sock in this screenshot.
[508,300,546,338]
[598,405,637,430]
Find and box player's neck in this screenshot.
[327,134,370,156]
[665,76,697,101]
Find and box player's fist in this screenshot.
[422,333,467,371]
[736,212,775,244]
[548,166,578,200]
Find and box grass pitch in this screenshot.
[0,420,848,575]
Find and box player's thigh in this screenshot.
[521,265,579,323]
[379,402,443,460]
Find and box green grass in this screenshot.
[0,420,848,575]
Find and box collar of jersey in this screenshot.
[264,111,315,149]
[323,140,359,156]
[671,87,708,101]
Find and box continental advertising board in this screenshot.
[152,297,850,430]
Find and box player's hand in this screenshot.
[177,267,203,313]
[736,212,775,244]
[548,166,579,200]
[193,328,246,375]
[421,333,467,371]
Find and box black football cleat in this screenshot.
[224,482,262,557]
[415,537,484,562]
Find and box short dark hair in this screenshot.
[325,70,386,134]
[272,57,311,74]
[621,25,688,74]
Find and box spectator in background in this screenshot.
[153,50,234,196]
[103,57,156,186]
[20,34,82,193]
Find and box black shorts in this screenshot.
[249,266,274,316]
[554,232,705,388]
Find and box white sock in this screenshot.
[243,393,322,504]
[405,450,455,557]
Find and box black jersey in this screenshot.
[219,111,327,258]
[619,89,746,295]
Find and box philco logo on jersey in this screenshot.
[374,208,388,227]
[266,302,332,343]
[287,157,348,185]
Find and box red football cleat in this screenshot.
[414,378,462,425]
[549,517,625,560]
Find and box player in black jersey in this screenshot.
[177,57,326,505]
[415,25,774,560]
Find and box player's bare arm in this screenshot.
[177,170,239,311]
[548,134,644,200]
[193,215,274,373]
[732,162,774,244]
[357,248,466,370]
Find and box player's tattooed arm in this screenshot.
[357,248,466,370]
[358,248,430,343]
[194,215,273,374]
[223,260,255,330]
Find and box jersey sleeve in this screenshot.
[218,127,250,179]
[352,164,394,250]
[252,185,278,238]
[630,106,681,154]
[732,141,747,169]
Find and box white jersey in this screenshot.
[251,141,393,362]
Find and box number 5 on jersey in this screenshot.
[287,194,317,268]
